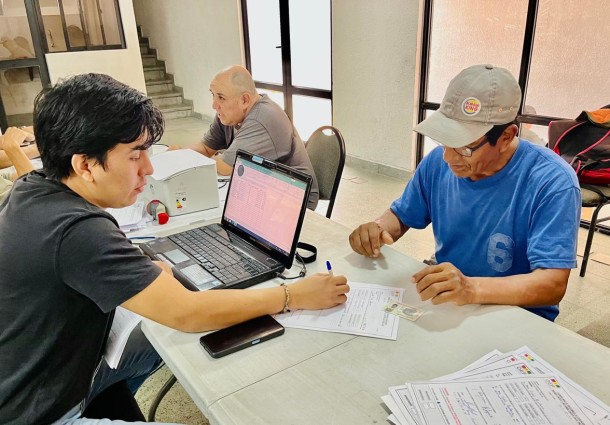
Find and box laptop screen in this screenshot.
[222,151,311,264]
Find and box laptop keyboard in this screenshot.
[168,226,268,284]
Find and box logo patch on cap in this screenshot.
[461,97,481,116]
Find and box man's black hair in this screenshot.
[33,73,164,180]
[485,121,516,146]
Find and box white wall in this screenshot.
[333,0,420,173]
[132,0,243,118]
[44,0,146,93]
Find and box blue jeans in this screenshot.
[86,323,164,403]
[53,324,177,424]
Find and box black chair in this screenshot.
[148,374,177,421]
[548,109,610,277]
[579,185,610,276]
[305,126,346,218]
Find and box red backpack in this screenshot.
[548,107,610,185]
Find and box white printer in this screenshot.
[144,149,219,216]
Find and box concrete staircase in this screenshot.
[138,28,194,120]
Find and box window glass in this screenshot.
[0,0,37,60]
[257,88,284,110]
[0,66,43,127]
[519,123,548,147]
[38,0,123,51]
[39,0,68,52]
[289,0,331,90]
[99,0,121,45]
[292,95,331,141]
[421,110,439,158]
[525,0,610,118]
[427,0,527,103]
[62,0,86,48]
[246,0,283,85]
[82,0,103,46]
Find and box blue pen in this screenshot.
[128,236,156,241]
[326,261,333,277]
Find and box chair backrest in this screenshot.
[67,25,86,47]
[305,126,346,218]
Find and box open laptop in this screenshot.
[140,150,312,291]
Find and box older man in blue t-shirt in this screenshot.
[349,64,581,321]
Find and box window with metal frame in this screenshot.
[416,0,610,165]
[416,0,610,234]
[35,0,125,53]
[241,0,332,140]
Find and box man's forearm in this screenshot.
[375,209,409,242]
[187,141,217,157]
[471,268,569,306]
[4,144,34,178]
[0,129,37,171]
[0,151,11,169]
[214,156,233,175]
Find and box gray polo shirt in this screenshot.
[203,94,319,209]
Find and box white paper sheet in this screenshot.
[104,307,143,369]
[435,347,610,424]
[107,200,150,229]
[382,394,415,425]
[512,347,610,425]
[384,348,610,425]
[275,282,403,340]
[408,375,593,425]
[389,386,422,425]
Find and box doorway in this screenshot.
[241,0,332,141]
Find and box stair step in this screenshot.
[144,67,166,81]
[147,86,173,95]
[145,79,174,94]
[150,91,184,107]
[149,91,182,98]
[146,78,173,85]
[141,55,160,67]
[143,66,165,71]
[159,103,193,120]
[159,103,192,112]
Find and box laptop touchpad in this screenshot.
[164,249,190,264]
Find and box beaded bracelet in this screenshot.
[280,283,291,313]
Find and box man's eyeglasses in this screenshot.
[448,138,489,157]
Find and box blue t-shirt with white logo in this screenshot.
[391,140,581,321]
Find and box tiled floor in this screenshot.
[136,117,610,424]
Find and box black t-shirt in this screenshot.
[0,172,161,425]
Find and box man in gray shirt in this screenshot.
[186,65,319,209]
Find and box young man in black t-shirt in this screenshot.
[0,73,350,425]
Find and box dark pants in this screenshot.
[87,323,163,404]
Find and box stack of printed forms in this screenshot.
[382,346,610,425]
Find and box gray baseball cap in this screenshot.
[414,64,522,148]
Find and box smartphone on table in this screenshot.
[199,315,285,358]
